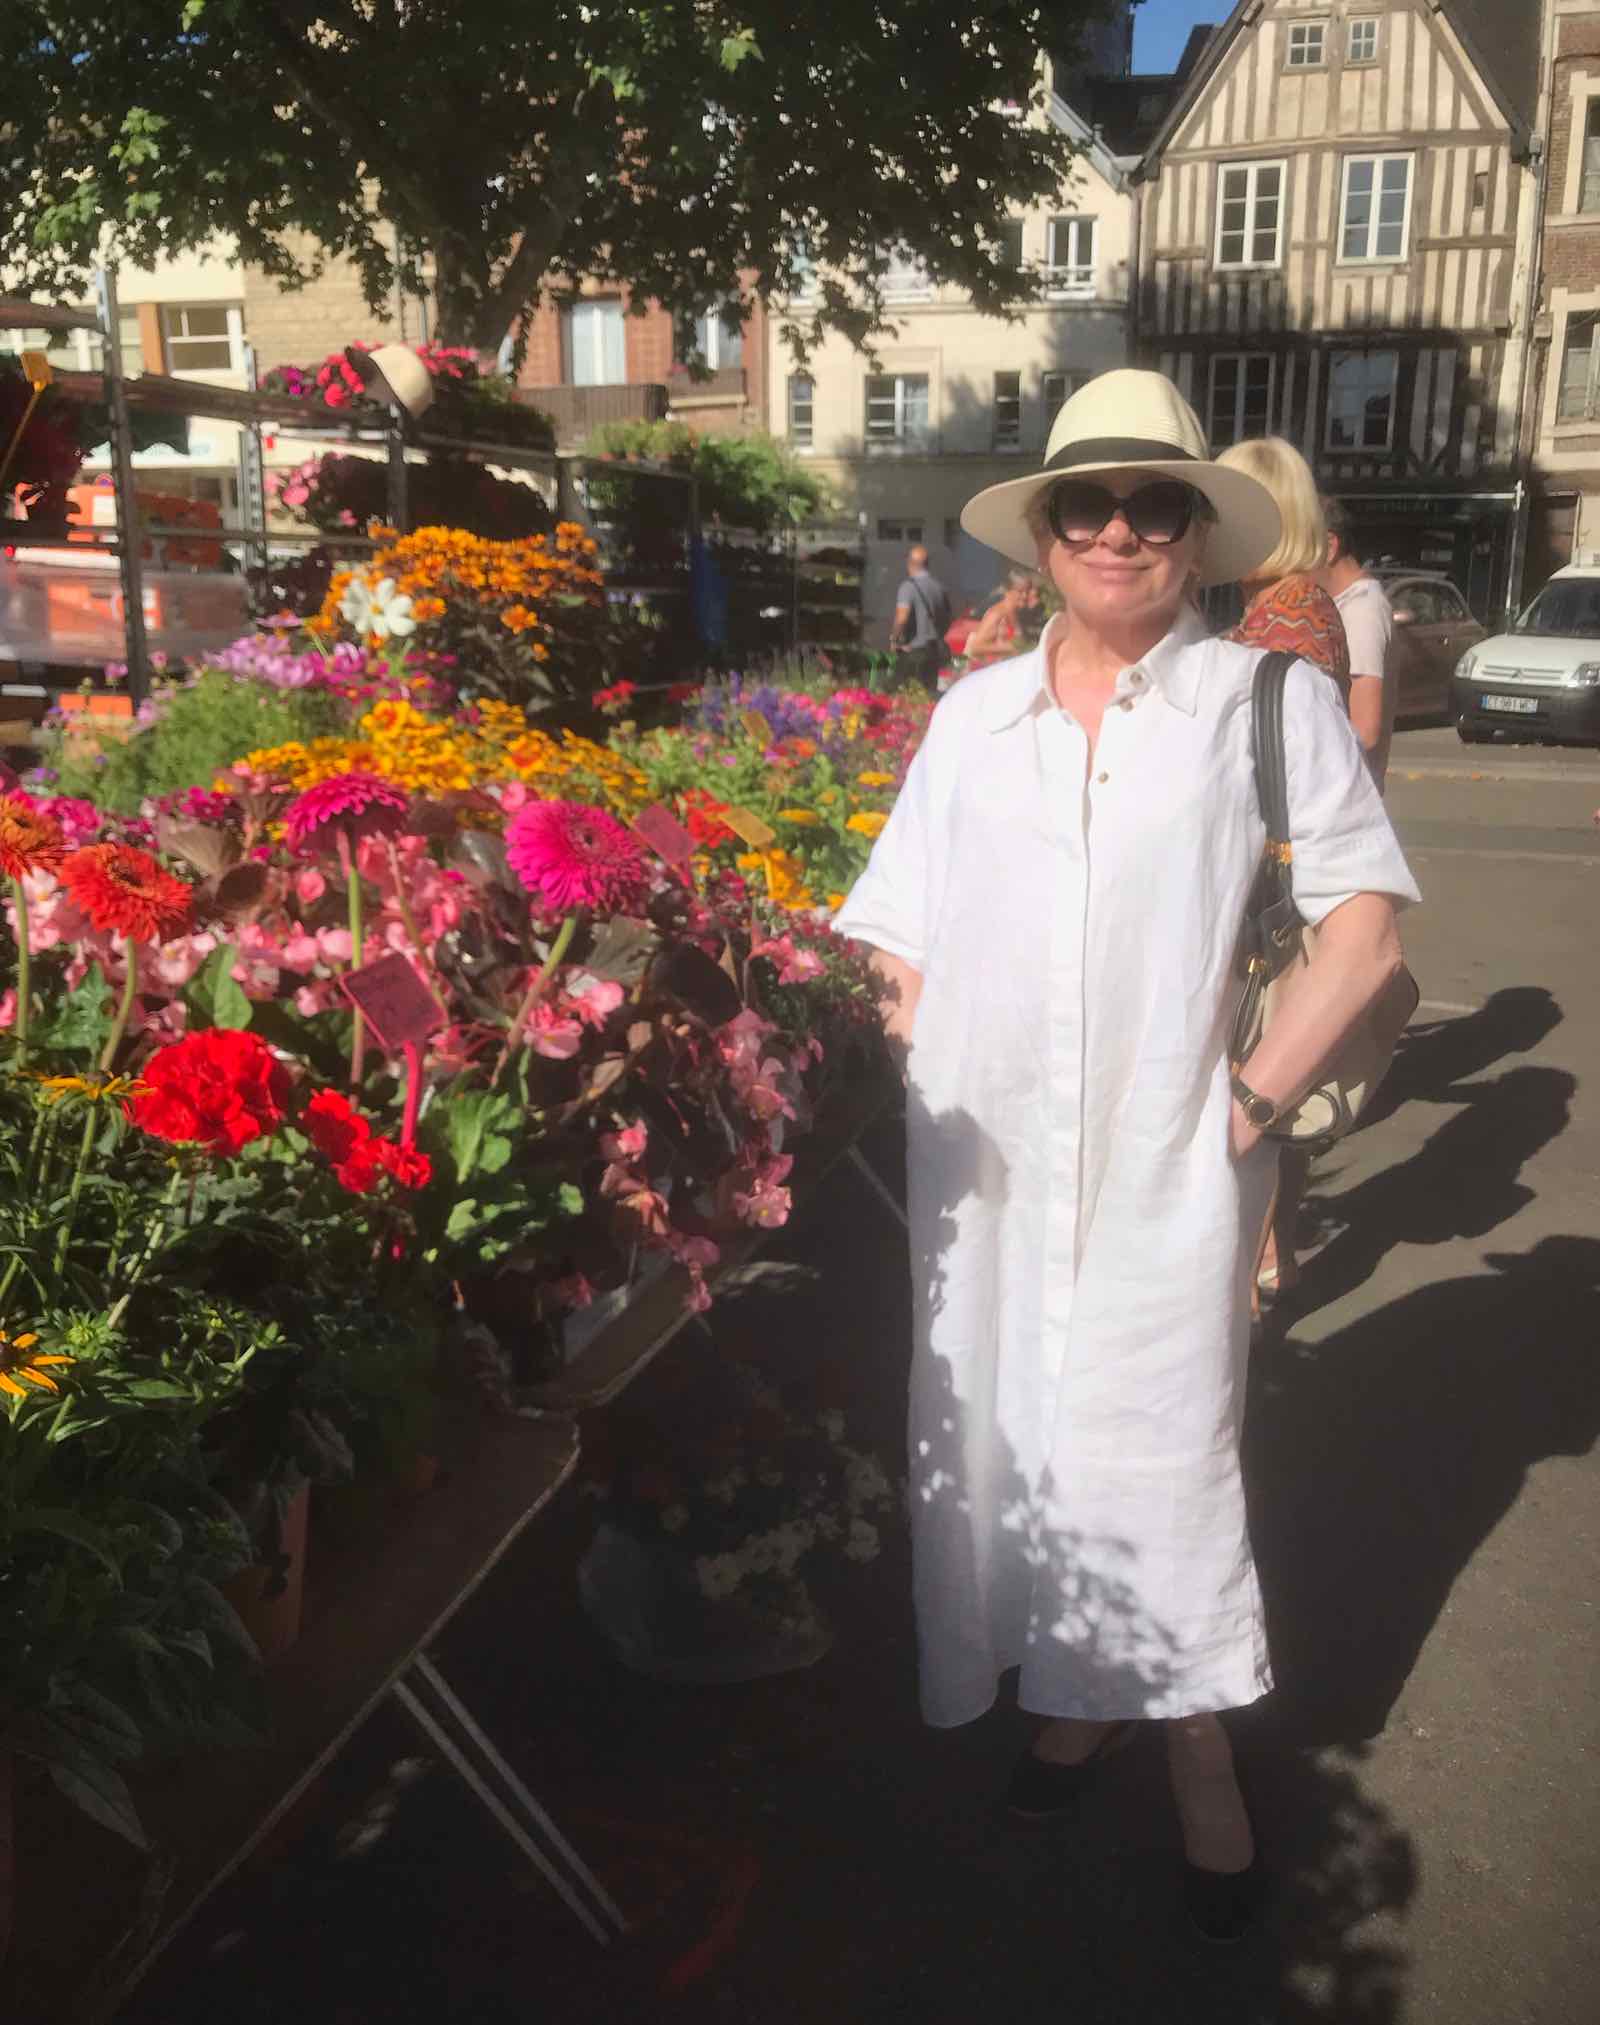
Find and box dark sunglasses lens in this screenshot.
[1123,481,1195,544]
[1046,482,1115,543]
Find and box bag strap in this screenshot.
[1242,649,1302,975]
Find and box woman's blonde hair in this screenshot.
[1214,436,1327,581]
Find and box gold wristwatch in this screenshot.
[1230,1071,1280,1130]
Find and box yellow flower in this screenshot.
[30,1072,152,1106]
[826,892,848,911]
[735,851,766,873]
[846,811,889,839]
[760,848,814,910]
[776,808,822,827]
[816,788,840,806]
[0,1327,73,1400]
[856,771,895,787]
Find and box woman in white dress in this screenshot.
[835,371,1419,1939]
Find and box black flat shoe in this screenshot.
[1184,1853,1267,1944]
[1004,1720,1139,1823]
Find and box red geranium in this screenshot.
[125,1029,288,1156]
[303,1089,430,1193]
[60,842,191,943]
[375,1139,432,1190]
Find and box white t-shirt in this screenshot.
[1334,574,1394,682]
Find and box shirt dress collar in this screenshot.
[980,603,1211,733]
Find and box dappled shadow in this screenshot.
[1294,1061,1575,1316]
[1247,1235,1600,1745]
[1358,988,1562,1134]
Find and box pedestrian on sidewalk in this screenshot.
[889,545,952,692]
[1215,437,1353,1314]
[1317,497,1397,789]
[960,569,1038,673]
[837,370,1418,1941]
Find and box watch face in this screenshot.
[1248,1095,1275,1127]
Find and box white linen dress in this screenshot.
[836,607,1420,1728]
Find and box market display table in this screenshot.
[4,1067,902,2025]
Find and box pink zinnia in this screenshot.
[284,771,410,855]
[504,798,650,914]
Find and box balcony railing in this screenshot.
[520,382,668,446]
[1041,263,1096,301]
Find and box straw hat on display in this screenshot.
[961,368,1281,586]
[345,343,435,419]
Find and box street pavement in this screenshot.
[119,725,1599,2025]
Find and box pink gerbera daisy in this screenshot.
[284,771,410,855]
[504,798,650,913]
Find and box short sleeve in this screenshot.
[1340,585,1393,682]
[1282,658,1420,926]
[833,733,935,968]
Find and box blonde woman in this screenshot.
[1217,436,1352,1310]
[1216,437,1349,691]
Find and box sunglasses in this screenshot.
[1044,478,1214,548]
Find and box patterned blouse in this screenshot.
[1227,573,1350,695]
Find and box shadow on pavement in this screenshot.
[1246,1236,1600,1747]
[1358,987,1562,1135]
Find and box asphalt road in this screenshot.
[115,724,1599,2025]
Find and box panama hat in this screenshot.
[960,368,1281,587]
[345,343,435,420]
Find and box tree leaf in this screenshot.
[48,1752,150,1849]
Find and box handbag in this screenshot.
[1230,650,1419,1145]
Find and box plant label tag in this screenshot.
[339,953,443,1052]
[722,805,776,849]
[633,803,696,869]
[739,709,774,747]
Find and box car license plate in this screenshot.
[1483,694,1539,715]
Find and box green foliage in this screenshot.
[584,420,831,534]
[0,2,1090,349]
[41,671,350,814]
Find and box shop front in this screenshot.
[1329,485,1519,624]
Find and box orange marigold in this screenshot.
[0,795,65,881]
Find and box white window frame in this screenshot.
[1206,352,1277,449]
[1324,349,1401,453]
[1044,216,1097,298]
[680,305,744,372]
[992,370,1022,450]
[787,372,815,448]
[160,302,244,373]
[864,372,931,453]
[1042,368,1089,430]
[1338,154,1414,264]
[1285,20,1327,68]
[882,249,932,302]
[1556,309,1600,423]
[563,298,626,386]
[1215,160,1287,270]
[1346,17,1380,64]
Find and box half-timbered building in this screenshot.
[1134,0,1541,617]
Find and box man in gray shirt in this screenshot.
[890,545,953,692]
[1318,499,1395,788]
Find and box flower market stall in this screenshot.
[0,597,930,2020]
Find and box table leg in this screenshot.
[846,1143,909,1232]
[390,1657,627,1944]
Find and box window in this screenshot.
[877,518,923,543]
[562,299,626,385]
[943,517,962,548]
[882,249,932,300]
[3,314,142,374]
[160,303,240,372]
[998,219,1024,269]
[864,372,931,451]
[1583,103,1600,213]
[1045,216,1097,296]
[1558,311,1600,421]
[1340,155,1413,262]
[678,304,744,371]
[1286,21,1326,67]
[1207,353,1275,448]
[1042,369,1090,430]
[788,374,815,448]
[1347,18,1380,63]
[1326,349,1400,450]
[992,371,1022,449]
[1391,582,1448,627]
[1216,162,1285,268]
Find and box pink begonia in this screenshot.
[752,933,827,986]
[732,1155,794,1230]
[599,1121,648,1163]
[552,1271,595,1311]
[142,930,219,992]
[497,781,532,814]
[563,971,624,1029]
[294,980,341,1018]
[0,989,15,1030]
[317,925,354,965]
[295,868,327,907]
[528,1001,583,1059]
[139,998,188,1041]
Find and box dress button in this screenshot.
[1096,770,1109,784]
[1119,699,1133,711]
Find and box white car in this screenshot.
[1452,565,1600,745]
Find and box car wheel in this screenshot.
[1456,717,1490,744]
